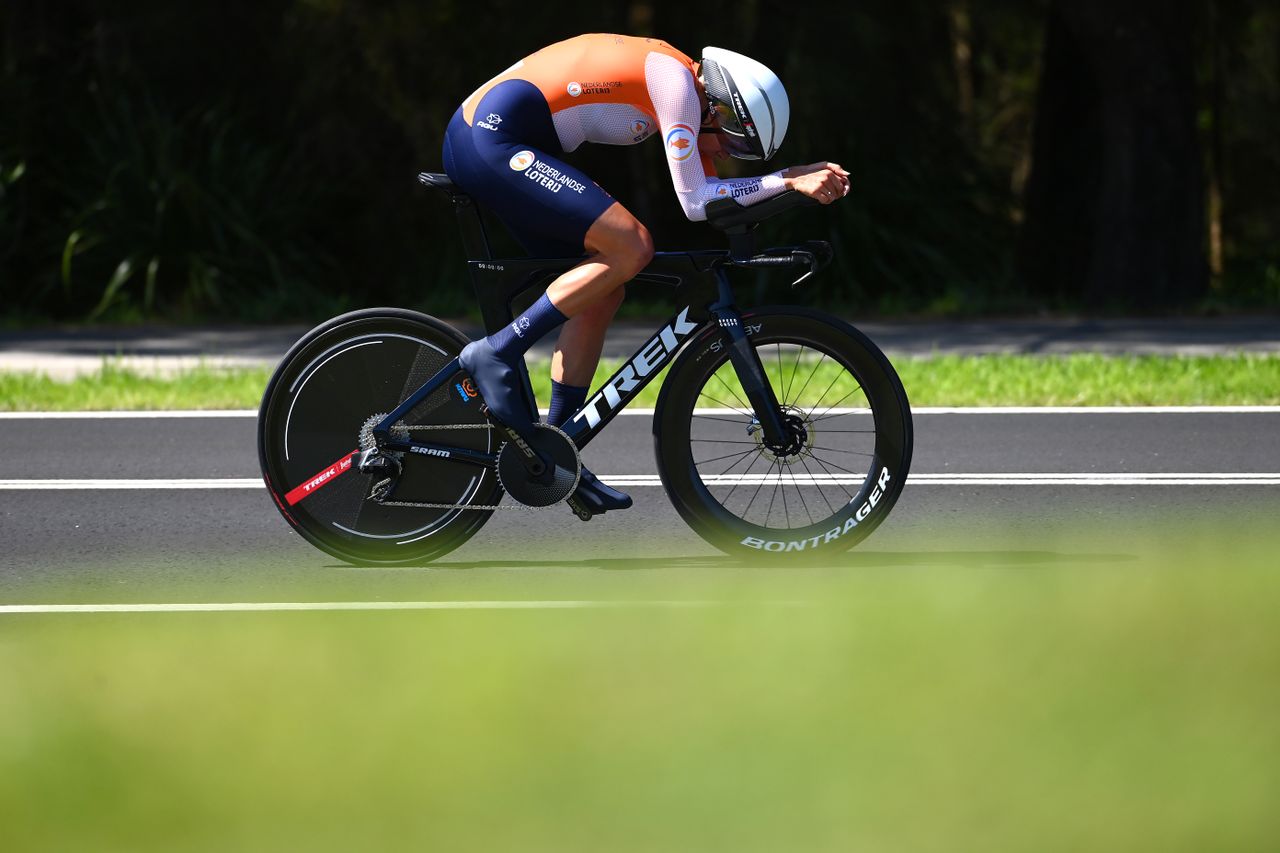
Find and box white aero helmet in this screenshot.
[699,46,790,160]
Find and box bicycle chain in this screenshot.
[364,420,538,512]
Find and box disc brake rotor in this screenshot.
[748,406,815,464]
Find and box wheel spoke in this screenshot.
[805,452,873,480]
[696,391,753,417]
[787,353,827,408]
[693,414,754,425]
[717,441,769,508]
[779,461,792,528]
[738,452,772,519]
[812,429,878,434]
[806,370,847,419]
[710,370,753,413]
[806,453,858,501]
[806,445,874,456]
[810,387,869,422]
[783,345,804,405]
[798,453,837,516]
[764,459,782,528]
[718,446,763,478]
[694,447,761,467]
[787,463,813,526]
[775,343,785,402]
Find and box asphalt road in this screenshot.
[2,409,1278,604]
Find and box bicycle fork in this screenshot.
[709,270,789,447]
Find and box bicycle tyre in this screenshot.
[654,307,913,557]
[258,308,502,565]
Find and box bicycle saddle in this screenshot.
[417,171,470,201]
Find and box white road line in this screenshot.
[0,478,267,489]
[0,600,724,615]
[2,406,1279,419]
[0,410,261,419]
[3,474,1278,490]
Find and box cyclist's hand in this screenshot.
[783,162,851,204]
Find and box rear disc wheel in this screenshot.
[258,308,502,565]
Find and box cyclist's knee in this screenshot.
[587,206,654,278]
[607,223,653,279]
[629,224,655,274]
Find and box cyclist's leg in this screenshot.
[549,202,646,388]
[444,82,641,509]
[445,82,646,420]
[535,206,652,511]
[443,83,594,431]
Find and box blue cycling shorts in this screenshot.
[442,79,615,257]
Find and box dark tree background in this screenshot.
[1020,0,1206,309]
[0,0,1276,322]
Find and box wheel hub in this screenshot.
[747,407,815,464]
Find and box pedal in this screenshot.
[567,494,594,522]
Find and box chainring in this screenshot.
[496,423,581,507]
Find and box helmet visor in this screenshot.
[705,100,762,160]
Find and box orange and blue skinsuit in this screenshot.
[442,33,787,256]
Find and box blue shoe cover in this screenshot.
[459,340,536,435]
[572,465,633,513]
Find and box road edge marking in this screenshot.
[3,405,1280,420]
[0,600,734,614]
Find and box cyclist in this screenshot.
[444,34,850,514]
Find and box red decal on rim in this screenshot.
[285,450,358,506]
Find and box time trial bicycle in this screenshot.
[258,172,913,564]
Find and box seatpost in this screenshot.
[451,195,494,261]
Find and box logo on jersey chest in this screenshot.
[665,124,696,161]
[567,80,622,97]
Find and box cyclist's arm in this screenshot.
[644,53,787,222]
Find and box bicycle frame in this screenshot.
[371,182,801,466]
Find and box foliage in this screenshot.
[0,0,1276,321]
[49,95,341,321]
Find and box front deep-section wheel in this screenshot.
[258,308,502,565]
[654,307,913,557]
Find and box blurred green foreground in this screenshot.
[1,523,1277,852]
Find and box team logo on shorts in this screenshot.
[566,81,582,97]
[665,124,696,161]
[509,150,535,172]
[630,118,651,140]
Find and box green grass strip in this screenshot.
[1,522,1278,851]
[1,354,1277,411]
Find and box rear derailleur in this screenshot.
[357,413,407,503]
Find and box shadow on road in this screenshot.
[343,549,1137,572]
